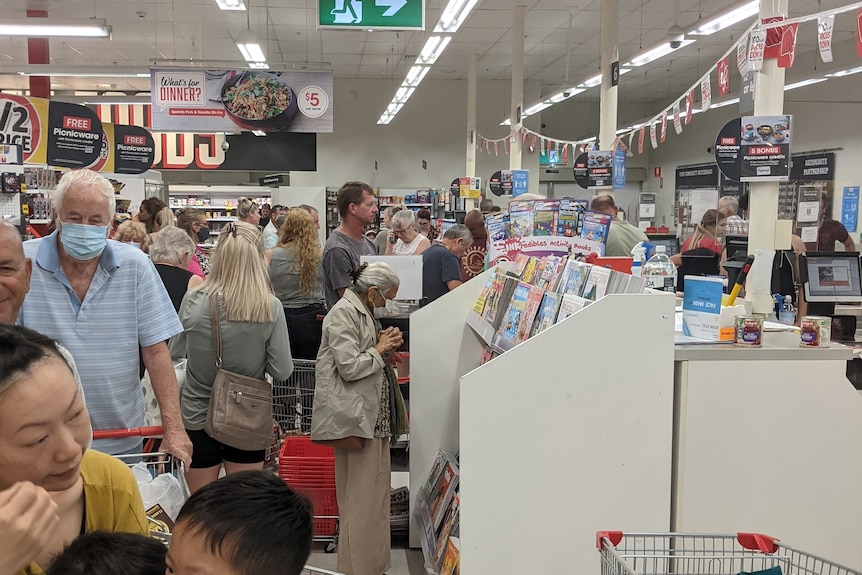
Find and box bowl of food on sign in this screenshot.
[773,122,787,131]
[772,131,786,144]
[757,125,774,139]
[221,72,298,131]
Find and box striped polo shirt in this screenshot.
[19,232,183,455]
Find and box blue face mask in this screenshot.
[60,221,109,261]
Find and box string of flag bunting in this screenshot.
[478,1,862,159]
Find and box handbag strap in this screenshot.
[209,294,223,368]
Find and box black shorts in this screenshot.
[187,428,266,468]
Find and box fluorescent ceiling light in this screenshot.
[624,40,696,67]
[0,17,111,37]
[416,36,452,65]
[689,1,759,35]
[236,30,266,64]
[523,102,552,116]
[784,78,827,91]
[14,65,148,78]
[402,65,431,87]
[576,67,631,88]
[710,97,740,108]
[248,62,270,69]
[377,114,395,125]
[543,88,585,103]
[435,0,480,33]
[393,86,415,104]
[215,0,247,10]
[826,65,862,78]
[385,102,404,115]
[500,118,511,126]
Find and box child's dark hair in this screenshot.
[45,532,167,575]
[174,471,313,575]
[0,324,65,396]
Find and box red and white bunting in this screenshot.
[701,76,712,110]
[857,8,862,57]
[737,40,748,75]
[777,23,799,68]
[628,130,636,152]
[523,130,530,144]
[672,101,683,135]
[748,30,766,71]
[649,122,658,149]
[494,141,500,156]
[660,111,668,143]
[504,139,510,155]
[717,57,730,96]
[818,15,835,63]
[638,128,645,155]
[529,134,537,153]
[561,143,569,164]
[685,90,694,125]
[762,16,786,59]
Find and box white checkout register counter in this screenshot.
[674,331,862,570]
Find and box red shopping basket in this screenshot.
[280,435,335,458]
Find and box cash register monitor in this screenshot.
[724,235,749,260]
[801,252,862,303]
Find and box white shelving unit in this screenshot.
[409,268,676,575]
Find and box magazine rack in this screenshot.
[409,266,676,573]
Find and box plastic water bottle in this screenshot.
[630,241,646,277]
[643,245,677,292]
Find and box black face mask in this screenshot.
[196,227,210,242]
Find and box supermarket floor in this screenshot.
[305,470,426,575]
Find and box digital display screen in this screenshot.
[803,253,862,303]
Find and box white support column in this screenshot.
[466,53,477,178]
[509,5,525,170]
[747,0,788,314]
[598,0,619,152]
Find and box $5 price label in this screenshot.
[298,86,329,119]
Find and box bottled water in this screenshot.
[643,245,677,292]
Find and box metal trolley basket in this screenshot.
[597,531,862,575]
[274,358,317,434]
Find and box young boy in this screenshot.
[165,471,313,575]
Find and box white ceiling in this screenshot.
[0,0,859,109]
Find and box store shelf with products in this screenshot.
[409,265,676,574]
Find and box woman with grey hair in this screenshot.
[384,209,430,256]
[149,226,204,312]
[311,261,408,575]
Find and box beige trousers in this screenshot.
[335,437,391,575]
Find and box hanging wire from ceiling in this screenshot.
[564,11,572,88]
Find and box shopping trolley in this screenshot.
[597,531,862,575]
[274,358,317,434]
[95,426,189,542]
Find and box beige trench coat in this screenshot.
[311,289,385,441]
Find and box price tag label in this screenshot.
[298,86,329,119]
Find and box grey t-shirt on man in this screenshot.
[322,229,377,308]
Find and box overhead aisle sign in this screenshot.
[318,0,424,29]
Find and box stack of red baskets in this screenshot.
[278,436,338,538]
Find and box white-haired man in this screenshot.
[18,169,191,464]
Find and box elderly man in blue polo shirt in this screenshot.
[18,169,191,464]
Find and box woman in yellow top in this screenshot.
[0,325,148,575]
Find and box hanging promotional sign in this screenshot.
[685,90,694,125]
[841,186,859,232]
[762,16,786,59]
[150,68,333,133]
[612,147,627,190]
[672,101,683,135]
[573,152,589,188]
[818,15,835,63]
[0,94,48,164]
[660,111,667,143]
[748,30,766,71]
[717,57,730,96]
[740,115,792,181]
[857,8,862,57]
[104,124,156,174]
[737,40,748,75]
[715,118,742,182]
[777,23,799,68]
[637,127,645,154]
[739,71,755,115]
[701,76,712,110]
[676,164,719,188]
[588,150,613,188]
[789,152,835,181]
[649,123,658,149]
[488,170,509,196]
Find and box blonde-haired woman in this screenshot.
[237,197,260,227]
[268,209,327,360]
[170,221,293,493]
[175,207,210,278]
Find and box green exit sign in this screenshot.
[318,0,424,30]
